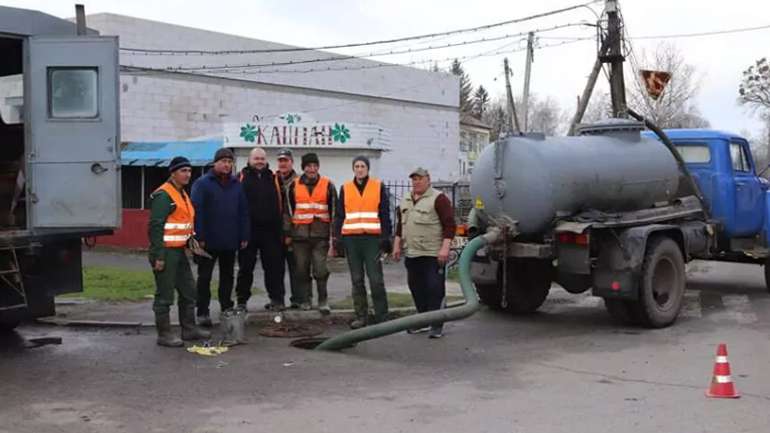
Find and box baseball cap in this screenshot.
[409,167,429,178]
[277,148,293,160]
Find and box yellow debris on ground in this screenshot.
[186,345,229,356]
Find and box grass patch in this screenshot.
[446,267,460,282]
[330,292,464,310]
[65,266,239,302]
[70,266,157,302]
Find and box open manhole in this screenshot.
[258,321,326,338]
[290,337,356,350]
[290,337,328,350]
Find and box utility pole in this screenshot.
[568,40,609,135]
[503,58,521,134]
[521,32,535,132]
[602,0,627,118]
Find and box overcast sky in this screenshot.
[4,0,770,136]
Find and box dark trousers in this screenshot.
[404,256,445,315]
[235,228,286,305]
[286,247,300,305]
[293,238,330,305]
[344,236,388,322]
[152,248,196,314]
[196,249,236,315]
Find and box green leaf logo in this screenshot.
[240,124,258,142]
[331,123,351,143]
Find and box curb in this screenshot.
[36,306,424,328]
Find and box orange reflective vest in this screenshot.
[292,176,331,225]
[341,178,382,235]
[156,182,195,248]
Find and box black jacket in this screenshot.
[240,165,282,230]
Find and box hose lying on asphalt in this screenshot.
[315,228,501,351]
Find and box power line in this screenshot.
[119,0,602,55]
[122,38,592,77]
[132,23,592,73]
[630,23,770,40]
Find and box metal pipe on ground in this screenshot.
[314,228,501,351]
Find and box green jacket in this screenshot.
[148,186,177,264]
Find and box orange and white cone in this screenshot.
[706,343,740,398]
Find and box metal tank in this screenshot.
[470,121,680,236]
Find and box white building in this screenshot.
[85,13,460,185]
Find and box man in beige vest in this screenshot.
[393,167,456,338]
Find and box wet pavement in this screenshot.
[1,260,770,432]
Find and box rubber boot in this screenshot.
[155,311,183,347]
[180,305,211,341]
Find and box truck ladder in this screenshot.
[0,245,26,311]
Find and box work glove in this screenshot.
[379,239,393,254]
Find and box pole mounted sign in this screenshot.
[640,70,672,100]
[224,113,390,150]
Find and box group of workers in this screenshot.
[147,147,455,347]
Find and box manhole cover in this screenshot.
[258,321,326,338]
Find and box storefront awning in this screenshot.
[121,138,223,167]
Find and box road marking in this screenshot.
[680,290,702,318]
[715,295,758,325]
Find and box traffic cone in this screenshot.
[705,343,740,398]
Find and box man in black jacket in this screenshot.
[235,147,286,310]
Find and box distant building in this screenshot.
[459,113,492,179]
[85,13,460,185]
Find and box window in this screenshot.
[48,68,98,118]
[674,144,711,164]
[730,142,751,173]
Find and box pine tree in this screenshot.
[450,59,474,113]
[473,85,489,118]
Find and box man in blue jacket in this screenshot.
[191,148,250,326]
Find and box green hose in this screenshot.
[315,228,500,351]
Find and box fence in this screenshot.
[384,180,472,226]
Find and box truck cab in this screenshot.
[647,129,769,257]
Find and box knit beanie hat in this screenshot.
[301,152,320,169]
[213,148,235,163]
[168,156,191,173]
[352,155,370,169]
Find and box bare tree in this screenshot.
[525,95,568,135]
[739,57,770,113]
[582,91,613,124]
[626,42,710,128]
[481,97,508,142]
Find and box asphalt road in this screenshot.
[1,260,769,433]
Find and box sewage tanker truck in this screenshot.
[469,119,770,327]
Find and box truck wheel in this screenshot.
[764,258,770,293]
[603,299,641,325]
[631,237,685,328]
[476,282,503,310]
[0,318,21,333]
[504,259,552,314]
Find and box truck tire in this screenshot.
[630,237,685,328]
[475,282,503,310]
[0,317,21,333]
[764,258,770,293]
[504,259,552,314]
